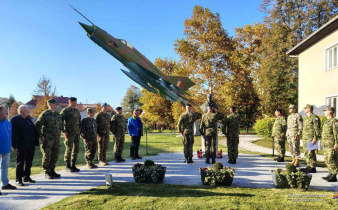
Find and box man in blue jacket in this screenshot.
[128,109,143,160]
[0,106,16,194]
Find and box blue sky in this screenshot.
[0,0,265,109]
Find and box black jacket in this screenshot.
[11,115,39,149]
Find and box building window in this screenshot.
[326,96,337,112]
[326,44,338,70]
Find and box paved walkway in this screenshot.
[233,135,325,161]
[0,135,333,210]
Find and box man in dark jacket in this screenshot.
[11,105,39,186]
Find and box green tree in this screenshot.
[5,94,15,109]
[121,85,143,116]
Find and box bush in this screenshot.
[253,116,275,137]
[144,160,155,167]
[286,163,297,173]
[213,162,224,171]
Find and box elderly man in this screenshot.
[128,109,143,160]
[0,106,16,193]
[11,105,39,186]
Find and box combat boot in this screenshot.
[308,167,316,173]
[205,157,210,164]
[71,161,80,172]
[301,166,311,171]
[115,155,121,163]
[274,157,279,161]
[232,159,236,164]
[211,158,216,164]
[293,159,299,167]
[277,157,284,162]
[185,158,189,163]
[119,156,125,162]
[189,157,193,163]
[51,170,61,178]
[66,162,75,172]
[322,173,332,180]
[45,172,54,179]
[228,159,233,164]
[327,174,337,182]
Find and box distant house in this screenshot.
[25,95,116,121]
[0,98,8,106]
[287,15,338,117]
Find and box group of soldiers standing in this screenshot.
[272,104,338,182]
[178,104,240,165]
[36,98,126,179]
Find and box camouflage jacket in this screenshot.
[36,109,62,137]
[199,112,224,136]
[96,111,111,136]
[222,113,240,136]
[60,106,81,133]
[271,116,287,138]
[302,114,320,141]
[110,114,126,135]
[321,118,338,148]
[80,117,97,140]
[178,111,202,135]
[286,113,303,137]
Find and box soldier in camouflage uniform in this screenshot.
[178,104,202,164]
[286,104,303,167]
[271,109,287,162]
[96,102,111,166]
[80,108,98,169]
[222,106,240,164]
[199,104,224,164]
[60,97,81,172]
[301,104,320,173]
[110,107,126,162]
[321,106,338,182]
[36,99,62,179]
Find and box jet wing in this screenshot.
[120,69,158,94]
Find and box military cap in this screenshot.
[69,97,77,101]
[288,104,296,109]
[101,102,108,107]
[116,106,122,110]
[87,108,95,113]
[207,104,214,108]
[47,98,57,104]
[276,109,282,112]
[186,104,192,107]
[323,106,335,113]
[304,104,313,109]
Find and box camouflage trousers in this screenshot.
[324,147,338,175]
[114,133,125,156]
[287,136,300,159]
[274,136,285,157]
[182,134,194,158]
[227,135,239,159]
[84,139,97,163]
[64,132,80,163]
[204,135,216,159]
[98,134,110,162]
[40,134,60,173]
[303,140,317,168]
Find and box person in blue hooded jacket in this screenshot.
[128,109,143,160]
[0,106,17,194]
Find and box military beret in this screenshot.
[116,107,122,110]
[304,104,313,109]
[186,104,192,107]
[69,97,77,101]
[323,106,335,113]
[87,108,95,113]
[47,98,57,104]
[288,104,296,109]
[101,102,108,107]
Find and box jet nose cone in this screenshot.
[79,22,94,35]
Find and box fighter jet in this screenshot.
[71,6,196,106]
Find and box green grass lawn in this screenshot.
[7,134,228,180]
[43,183,336,210]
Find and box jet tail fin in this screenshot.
[166,75,195,91]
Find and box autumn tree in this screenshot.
[31,75,56,117]
[174,5,234,111]
[140,58,177,127]
[121,85,143,116]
